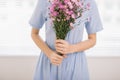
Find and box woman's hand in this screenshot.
[31,28,67,66]
[48,50,67,66]
[55,39,73,54]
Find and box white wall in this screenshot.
[0,0,120,56]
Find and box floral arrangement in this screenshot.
[48,0,90,55]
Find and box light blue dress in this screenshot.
[29,0,103,80]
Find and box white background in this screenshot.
[0,0,120,56]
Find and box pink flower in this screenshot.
[50,4,55,12]
[86,3,90,10]
[70,22,73,26]
[79,2,83,8]
[77,12,80,16]
[65,9,69,13]
[50,7,54,13]
[72,0,79,5]
[57,19,60,22]
[59,3,64,9]
[48,0,90,32]
[64,5,67,9]
[68,2,73,9]
[71,14,76,19]
[51,18,55,21]
[52,11,58,16]
[70,11,73,14]
[66,9,73,15]
[66,16,70,20]
[64,0,70,3]
[70,22,74,29]
[69,11,73,15]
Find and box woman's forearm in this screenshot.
[70,38,96,53]
[31,34,52,57]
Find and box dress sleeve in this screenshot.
[28,0,45,29]
[85,0,103,34]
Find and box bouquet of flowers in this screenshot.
[48,0,90,55]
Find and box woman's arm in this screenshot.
[31,28,52,57]
[31,28,66,66]
[55,33,96,54]
[71,33,96,53]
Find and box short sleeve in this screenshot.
[85,0,103,34]
[28,0,45,29]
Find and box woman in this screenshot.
[29,0,103,80]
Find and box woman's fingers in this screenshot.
[56,39,66,44]
[55,40,68,53]
[56,46,66,53]
[63,54,67,58]
[51,51,63,59]
[51,57,63,66]
[55,53,64,59]
[56,49,64,54]
[55,41,65,52]
[49,50,67,66]
[55,43,65,51]
[56,43,65,48]
[52,56,62,61]
[52,59,62,64]
[51,53,63,60]
[52,54,67,66]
